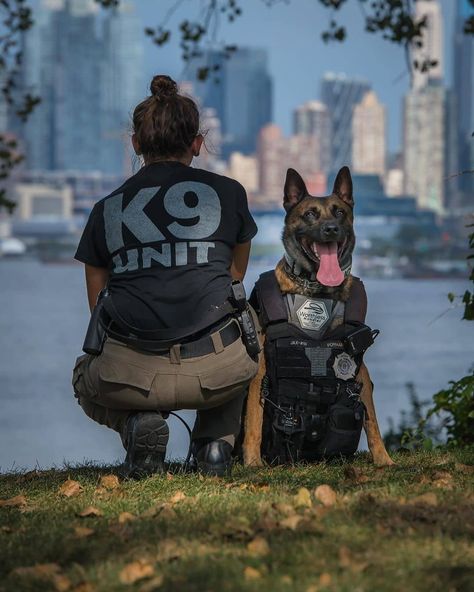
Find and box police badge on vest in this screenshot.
[242,167,394,467]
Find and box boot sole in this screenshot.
[123,414,169,479]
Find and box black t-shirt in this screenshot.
[75,161,258,330]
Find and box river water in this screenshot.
[0,255,472,472]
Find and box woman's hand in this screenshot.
[230,241,251,281]
[85,264,109,313]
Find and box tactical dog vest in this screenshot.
[251,271,376,464]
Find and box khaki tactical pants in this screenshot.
[72,318,259,446]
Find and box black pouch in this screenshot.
[315,400,365,458]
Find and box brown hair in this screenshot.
[132,75,200,160]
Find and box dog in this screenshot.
[242,166,394,467]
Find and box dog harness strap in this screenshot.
[254,271,288,326]
[345,277,368,324]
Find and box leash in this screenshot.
[167,411,193,470]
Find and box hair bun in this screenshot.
[150,75,178,99]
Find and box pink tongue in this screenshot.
[315,242,344,287]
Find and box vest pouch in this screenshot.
[315,401,364,458]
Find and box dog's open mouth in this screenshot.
[300,237,347,287]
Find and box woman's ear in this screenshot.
[132,133,141,155]
[192,134,204,157]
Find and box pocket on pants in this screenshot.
[198,341,258,392]
[72,354,97,399]
[98,359,155,395]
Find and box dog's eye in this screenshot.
[335,209,345,218]
[303,210,318,222]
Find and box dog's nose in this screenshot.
[321,223,340,237]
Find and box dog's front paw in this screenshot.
[243,454,264,468]
[372,452,396,467]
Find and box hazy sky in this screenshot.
[134,0,457,154]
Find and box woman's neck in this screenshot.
[144,153,192,166]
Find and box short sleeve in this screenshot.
[235,182,258,243]
[74,203,109,267]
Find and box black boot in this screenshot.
[122,412,169,479]
[193,439,233,477]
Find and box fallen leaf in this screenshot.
[118,512,136,524]
[338,545,352,568]
[216,516,254,539]
[279,515,302,530]
[74,527,94,539]
[169,491,186,504]
[59,480,83,498]
[0,495,27,508]
[255,514,279,532]
[11,563,72,591]
[432,471,454,489]
[119,560,154,585]
[247,536,270,557]
[99,475,120,490]
[293,487,312,508]
[77,506,103,518]
[455,463,474,474]
[408,492,438,506]
[244,566,261,580]
[319,572,332,587]
[272,502,296,516]
[166,472,174,480]
[281,575,293,585]
[1,525,13,533]
[344,466,370,483]
[156,538,184,562]
[139,575,164,591]
[314,484,337,507]
[72,583,94,592]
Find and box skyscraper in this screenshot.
[453,0,474,196]
[403,80,446,214]
[100,2,144,176]
[293,100,331,174]
[186,48,272,158]
[352,91,386,177]
[320,73,370,173]
[412,0,444,90]
[19,0,143,175]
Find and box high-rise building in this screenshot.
[412,0,443,90]
[257,125,326,206]
[227,152,258,194]
[18,0,142,175]
[257,124,285,202]
[352,91,386,177]
[100,2,144,176]
[453,0,474,196]
[320,73,370,172]
[186,48,272,158]
[403,80,446,214]
[293,100,331,174]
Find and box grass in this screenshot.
[1,449,473,592]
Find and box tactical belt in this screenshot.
[105,315,242,359]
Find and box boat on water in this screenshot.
[0,237,27,257]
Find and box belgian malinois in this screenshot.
[242,166,394,467]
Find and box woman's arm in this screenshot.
[85,264,109,313]
[230,241,252,282]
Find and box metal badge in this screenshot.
[296,299,329,331]
[333,352,357,380]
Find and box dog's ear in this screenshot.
[332,166,354,207]
[284,168,308,212]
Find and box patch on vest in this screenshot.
[296,299,330,331]
[333,353,357,380]
[305,347,331,376]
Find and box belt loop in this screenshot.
[169,344,182,364]
[210,330,225,354]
